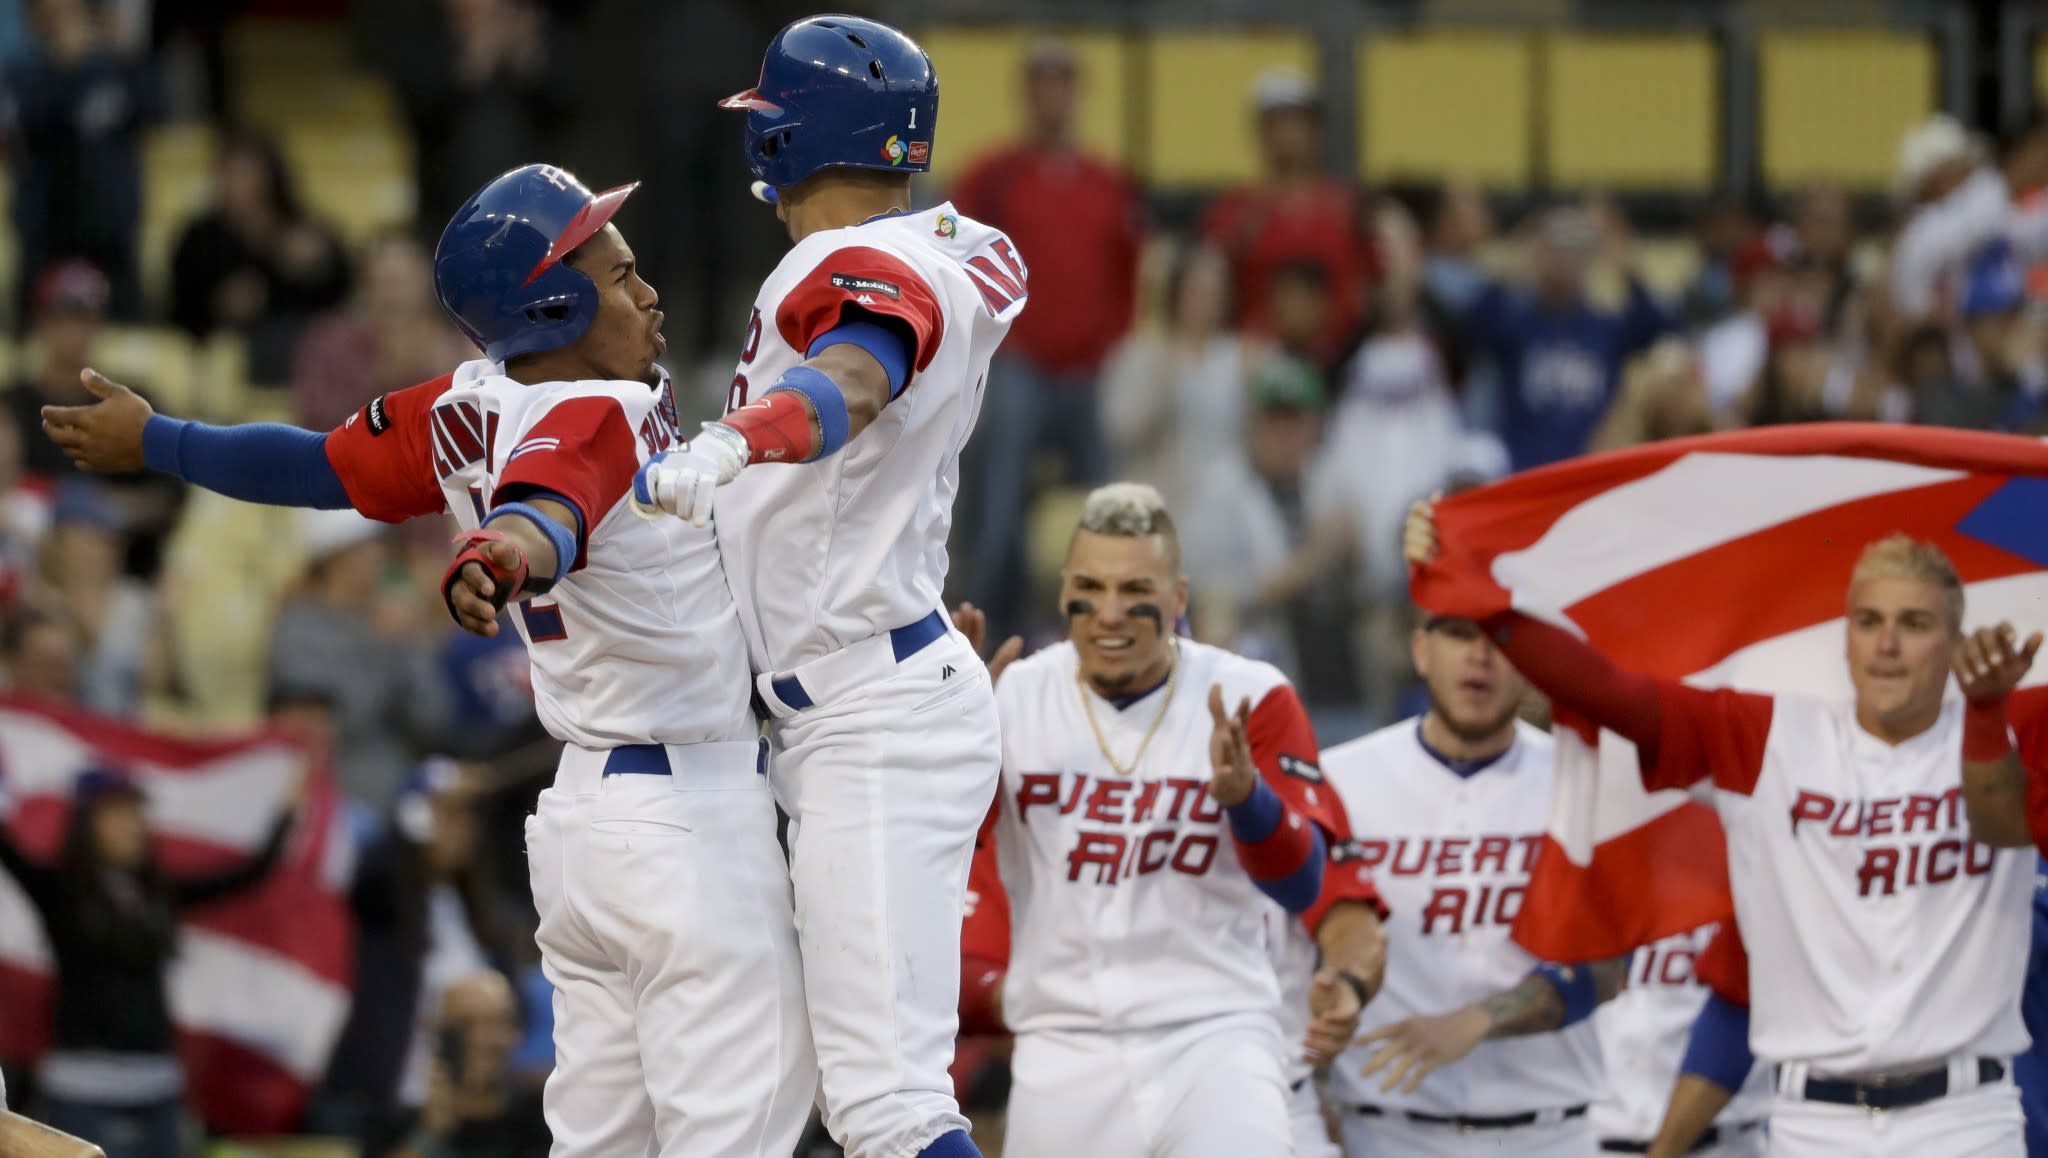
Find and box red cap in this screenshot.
[33,260,109,319]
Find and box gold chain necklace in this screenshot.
[1075,643,1179,779]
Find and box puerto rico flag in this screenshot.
[1409,424,2048,977]
[0,697,354,1132]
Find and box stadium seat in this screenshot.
[919,27,1133,183]
[1544,33,1717,189]
[1359,29,1532,187]
[139,123,220,319]
[1759,29,1935,190]
[1145,31,1318,187]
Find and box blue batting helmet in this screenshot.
[720,15,938,192]
[433,164,638,363]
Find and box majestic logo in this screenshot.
[831,273,901,300]
[882,135,908,165]
[941,665,957,680]
[934,213,958,239]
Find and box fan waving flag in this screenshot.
[1409,423,2048,974]
[0,696,354,1133]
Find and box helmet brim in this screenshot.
[719,89,784,113]
[522,181,638,287]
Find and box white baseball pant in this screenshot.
[525,741,815,1158]
[1765,1071,2022,1157]
[755,624,1000,1158]
[1289,1075,1342,1158]
[1003,1011,1293,1158]
[1594,1120,1765,1158]
[1340,1109,1598,1157]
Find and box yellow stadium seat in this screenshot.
[91,326,195,413]
[919,27,1133,183]
[1760,30,1935,190]
[1145,31,1318,187]
[2036,38,2048,106]
[139,124,220,318]
[1360,30,1533,188]
[1544,33,1717,189]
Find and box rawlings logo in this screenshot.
[831,273,901,299]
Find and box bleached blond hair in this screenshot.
[1849,533,1964,631]
[1072,482,1181,572]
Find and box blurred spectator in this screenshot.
[955,38,1142,639]
[291,231,472,433]
[1792,182,1857,320]
[1417,179,1495,318]
[2,604,80,698]
[0,764,300,1158]
[1952,242,2048,431]
[1099,245,1251,517]
[1181,357,1360,730]
[395,972,546,1158]
[5,262,186,580]
[1889,110,2048,327]
[167,128,352,385]
[312,758,508,1156]
[1680,192,1755,326]
[1747,299,1836,426]
[32,481,162,717]
[1461,205,1674,471]
[0,411,49,610]
[1590,338,1716,450]
[1695,227,1796,426]
[268,509,452,809]
[0,0,156,322]
[148,0,244,120]
[1201,69,1375,366]
[392,0,574,229]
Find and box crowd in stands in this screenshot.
[0,2,2042,1154]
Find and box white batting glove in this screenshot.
[630,426,748,527]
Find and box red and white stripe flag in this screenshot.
[1410,424,2048,979]
[0,696,354,1132]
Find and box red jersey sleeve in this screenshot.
[2006,686,2048,857]
[494,395,641,572]
[775,247,946,375]
[322,376,452,523]
[1694,918,1751,1008]
[1244,683,1347,839]
[1294,747,1390,934]
[1646,685,1775,797]
[958,801,1011,1035]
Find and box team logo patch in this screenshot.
[907,140,930,165]
[934,213,957,239]
[365,394,391,436]
[1277,753,1324,784]
[831,272,901,299]
[882,134,908,165]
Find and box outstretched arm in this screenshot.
[1355,956,1628,1095]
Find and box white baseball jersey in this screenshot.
[717,202,1022,674]
[1325,719,1606,1116]
[1644,689,2032,1073]
[982,640,1346,1035]
[1590,923,1770,1142]
[326,359,754,750]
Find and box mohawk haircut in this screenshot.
[1071,482,1182,572]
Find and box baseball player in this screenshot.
[1323,611,1625,1158]
[1408,500,2036,1157]
[42,165,817,1156]
[952,482,1389,1158]
[1591,923,1768,1157]
[630,17,1018,1158]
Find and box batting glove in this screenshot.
[630,425,748,527]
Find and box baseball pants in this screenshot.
[1765,1079,2022,1157]
[1003,1012,1294,1158]
[1595,1121,1765,1158]
[525,741,815,1158]
[756,626,1000,1158]
[1341,1110,1597,1157]
[1288,1075,1341,1158]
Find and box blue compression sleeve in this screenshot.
[485,500,577,587]
[1679,992,1755,1091]
[808,318,913,398]
[142,415,352,509]
[1530,962,1602,1027]
[1226,780,1326,913]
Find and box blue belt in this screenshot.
[602,744,671,776]
[769,609,947,712]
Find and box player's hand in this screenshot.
[1303,968,1365,1066]
[954,602,1022,685]
[632,448,720,527]
[445,540,521,638]
[1356,1005,1492,1094]
[1402,494,1442,567]
[1206,685,1257,807]
[1955,622,2043,702]
[41,369,153,473]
